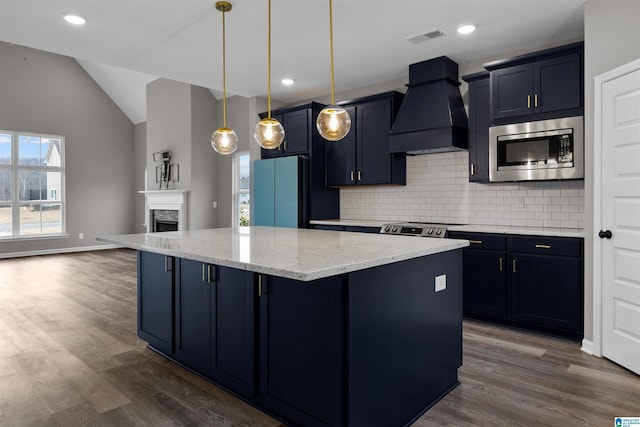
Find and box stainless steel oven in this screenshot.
[489,116,584,182]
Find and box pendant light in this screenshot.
[316,0,351,142]
[211,1,238,155]
[254,0,285,149]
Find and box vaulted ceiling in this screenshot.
[0,0,585,124]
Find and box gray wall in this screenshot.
[0,42,135,255]
[583,0,640,342]
[134,122,147,233]
[146,78,219,230]
[190,85,218,229]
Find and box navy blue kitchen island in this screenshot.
[99,227,468,427]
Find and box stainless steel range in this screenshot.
[380,222,449,238]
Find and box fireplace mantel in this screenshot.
[140,190,189,233]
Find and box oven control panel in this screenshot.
[380,223,447,237]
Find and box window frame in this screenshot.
[232,151,250,228]
[0,130,67,240]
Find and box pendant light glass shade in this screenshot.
[254,0,284,149]
[211,127,238,154]
[316,105,351,141]
[316,0,351,142]
[255,117,285,149]
[211,1,238,155]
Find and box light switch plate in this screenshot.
[435,274,446,292]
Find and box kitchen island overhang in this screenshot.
[98,227,469,427]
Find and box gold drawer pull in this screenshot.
[512,259,517,273]
[469,240,483,244]
[499,257,503,272]
[535,244,551,249]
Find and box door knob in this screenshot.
[599,229,612,239]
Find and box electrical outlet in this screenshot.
[435,274,446,292]
[78,232,84,240]
[213,201,218,208]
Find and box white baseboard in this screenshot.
[0,244,121,259]
[581,339,596,356]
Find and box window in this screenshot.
[0,131,65,238]
[233,152,250,227]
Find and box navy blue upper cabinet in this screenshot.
[326,91,405,187]
[485,42,583,124]
[462,72,491,183]
[260,103,322,159]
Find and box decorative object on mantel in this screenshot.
[254,0,285,150]
[211,0,239,155]
[315,0,351,142]
[153,151,179,189]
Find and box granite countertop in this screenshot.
[97,226,468,282]
[310,219,585,238]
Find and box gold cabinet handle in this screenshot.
[470,163,475,176]
[357,171,362,181]
[535,244,551,249]
[512,259,517,273]
[350,171,355,181]
[469,240,483,244]
[164,256,172,272]
[534,94,539,108]
[499,257,504,272]
[258,275,263,297]
[527,95,531,109]
[284,140,287,151]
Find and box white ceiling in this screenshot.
[0,0,585,125]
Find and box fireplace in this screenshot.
[152,209,179,232]
[140,190,189,233]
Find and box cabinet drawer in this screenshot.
[511,236,582,257]
[448,232,506,251]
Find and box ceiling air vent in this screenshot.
[405,29,448,44]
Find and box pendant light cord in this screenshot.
[329,0,335,105]
[267,0,272,118]
[221,9,227,128]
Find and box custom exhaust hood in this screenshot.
[389,56,468,154]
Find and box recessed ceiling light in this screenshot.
[63,14,87,25]
[281,78,295,86]
[457,24,476,35]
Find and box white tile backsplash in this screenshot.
[339,151,585,228]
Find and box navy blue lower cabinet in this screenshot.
[174,258,212,376]
[137,250,464,426]
[347,252,462,427]
[448,232,508,318]
[448,232,583,340]
[210,266,255,397]
[258,274,344,427]
[137,251,174,354]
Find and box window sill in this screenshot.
[0,234,70,242]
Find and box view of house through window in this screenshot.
[0,131,65,238]
[235,152,250,227]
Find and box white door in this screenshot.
[600,64,640,375]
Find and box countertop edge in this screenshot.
[97,233,469,282]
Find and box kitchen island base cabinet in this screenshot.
[136,249,463,427]
[137,251,174,355]
[174,259,255,397]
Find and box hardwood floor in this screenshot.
[1,249,638,426]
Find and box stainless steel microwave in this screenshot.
[489,116,584,182]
